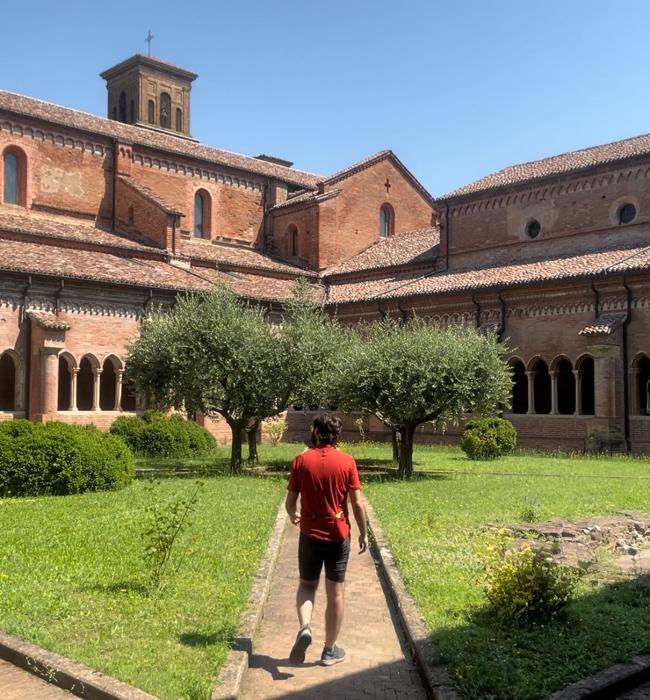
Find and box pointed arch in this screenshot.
[77,354,99,411]
[0,350,17,411]
[3,146,27,207]
[575,354,595,415]
[552,356,575,415]
[530,357,551,414]
[632,352,650,415]
[379,203,394,239]
[160,92,171,129]
[100,355,122,411]
[57,352,77,411]
[194,189,212,239]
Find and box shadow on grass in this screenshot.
[430,572,650,699]
[178,629,232,648]
[82,580,149,596]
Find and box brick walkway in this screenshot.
[240,519,427,699]
[0,659,73,699]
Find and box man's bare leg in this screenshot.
[324,579,345,648]
[297,578,318,625]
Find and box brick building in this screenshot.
[0,54,648,452]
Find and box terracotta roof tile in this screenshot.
[0,91,322,189]
[0,210,161,254]
[326,244,650,305]
[324,227,439,276]
[28,311,70,331]
[195,268,323,303]
[269,189,340,212]
[441,132,650,200]
[578,314,627,337]
[179,238,315,276]
[118,176,180,214]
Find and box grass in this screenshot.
[5,440,650,700]
[360,444,650,699]
[0,473,283,700]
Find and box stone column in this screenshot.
[573,369,583,415]
[550,370,559,415]
[70,368,79,411]
[41,348,60,418]
[525,371,536,414]
[114,369,124,411]
[92,367,102,411]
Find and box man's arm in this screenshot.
[349,488,368,553]
[285,490,300,526]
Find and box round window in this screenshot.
[524,219,541,239]
[617,203,637,225]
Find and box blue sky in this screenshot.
[2,0,650,196]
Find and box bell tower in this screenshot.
[100,55,198,137]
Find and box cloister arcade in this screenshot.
[0,349,137,415]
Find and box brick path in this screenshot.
[240,519,427,699]
[0,659,73,699]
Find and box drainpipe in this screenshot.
[55,279,65,314]
[497,291,506,340]
[590,278,599,321]
[22,275,32,417]
[112,139,118,231]
[471,294,481,329]
[622,278,632,452]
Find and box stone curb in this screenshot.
[0,630,158,700]
[548,654,650,699]
[210,498,288,700]
[364,500,462,700]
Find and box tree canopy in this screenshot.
[333,319,512,477]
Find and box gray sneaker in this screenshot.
[320,644,346,666]
[289,624,312,664]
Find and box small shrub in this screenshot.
[461,417,517,460]
[110,412,215,458]
[261,416,287,445]
[0,421,134,497]
[519,497,542,522]
[481,533,578,625]
[142,480,203,590]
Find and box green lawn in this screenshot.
[360,444,650,699]
[0,473,283,700]
[4,441,650,700]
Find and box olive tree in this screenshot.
[334,319,512,478]
[126,284,344,473]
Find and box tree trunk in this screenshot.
[391,428,400,464]
[397,424,415,479]
[229,423,244,475]
[247,419,260,465]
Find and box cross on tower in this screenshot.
[384,178,391,194]
[145,30,154,56]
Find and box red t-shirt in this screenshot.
[287,445,361,542]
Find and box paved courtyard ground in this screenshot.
[0,659,73,699]
[239,518,427,700]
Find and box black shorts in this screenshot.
[298,532,351,583]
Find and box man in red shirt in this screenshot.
[285,412,367,666]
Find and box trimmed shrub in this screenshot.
[461,417,517,460]
[110,411,215,458]
[482,535,578,625]
[0,421,134,497]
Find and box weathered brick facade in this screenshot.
[0,53,648,453]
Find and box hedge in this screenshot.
[0,420,134,497]
[109,411,216,458]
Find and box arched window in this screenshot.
[636,354,650,415]
[57,355,73,411]
[176,108,183,132]
[531,358,551,414]
[576,355,595,415]
[287,225,299,257]
[148,100,155,124]
[379,203,394,239]
[118,92,127,123]
[555,358,576,415]
[3,148,26,207]
[194,190,211,238]
[160,92,171,129]
[0,352,16,411]
[100,357,119,411]
[510,359,527,414]
[77,356,95,411]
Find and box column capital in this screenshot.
[572,369,583,378]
